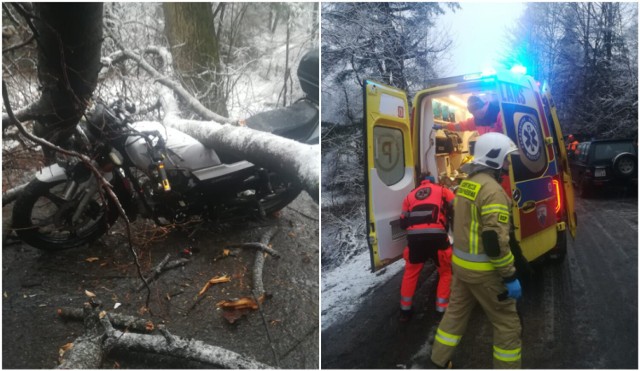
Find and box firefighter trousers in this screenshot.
[430,272,522,369]
[400,246,452,312]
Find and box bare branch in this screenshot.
[106,48,235,124]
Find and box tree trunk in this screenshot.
[163,3,229,118]
[32,3,103,156]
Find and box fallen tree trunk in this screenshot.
[166,119,319,203]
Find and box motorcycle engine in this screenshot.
[141,169,195,224]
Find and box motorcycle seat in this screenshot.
[244,100,318,143]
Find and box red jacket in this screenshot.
[443,112,503,135]
[443,100,503,135]
[400,180,455,234]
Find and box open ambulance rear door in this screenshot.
[541,86,577,239]
[363,80,415,272]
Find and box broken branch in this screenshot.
[58,307,154,333]
[136,255,190,291]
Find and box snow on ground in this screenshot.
[321,249,403,332]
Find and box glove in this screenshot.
[505,278,522,300]
[433,124,443,130]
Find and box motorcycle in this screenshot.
[12,50,319,250]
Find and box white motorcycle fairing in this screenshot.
[124,121,253,181]
[36,163,113,183]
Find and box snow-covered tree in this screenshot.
[321,2,458,126]
[502,2,638,139]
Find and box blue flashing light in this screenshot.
[463,68,497,81]
[481,67,497,77]
[510,65,527,75]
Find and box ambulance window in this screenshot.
[373,126,405,186]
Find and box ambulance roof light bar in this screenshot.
[510,65,527,75]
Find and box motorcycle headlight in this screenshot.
[109,149,123,166]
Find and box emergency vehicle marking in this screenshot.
[518,115,541,162]
[375,133,400,171]
[537,205,548,226]
[379,93,405,119]
[458,180,481,201]
[513,177,554,208]
[499,83,526,105]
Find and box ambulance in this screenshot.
[363,69,577,272]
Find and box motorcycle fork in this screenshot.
[71,176,100,223]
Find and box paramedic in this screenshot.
[429,133,523,368]
[399,174,455,322]
[433,95,502,135]
[566,134,579,158]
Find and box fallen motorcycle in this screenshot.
[12,50,318,250]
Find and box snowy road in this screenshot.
[321,194,638,369]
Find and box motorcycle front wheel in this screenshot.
[12,179,119,250]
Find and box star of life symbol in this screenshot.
[517,115,541,162]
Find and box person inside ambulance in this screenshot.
[433,95,503,135]
[566,134,579,158]
[429,133,523,369]
[399,173,455,322]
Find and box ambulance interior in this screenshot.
[418,89,498,189]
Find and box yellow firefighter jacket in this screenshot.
[452,171,516,282]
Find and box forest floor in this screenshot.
[2,192,319,369]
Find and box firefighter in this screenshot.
[433,95,502,135]
[429,133,523,369]
[399,174,455,321]
[566,134,579,158]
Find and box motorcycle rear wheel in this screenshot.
[12,179,119,250]
[260,185,303,215]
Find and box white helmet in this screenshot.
[471,132,520,169]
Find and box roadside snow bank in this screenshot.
[321,250,403,331]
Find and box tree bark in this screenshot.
[163,3,229,118]
[31,3,103,153]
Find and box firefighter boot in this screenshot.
[425,358,453,369]
[399,308,413,322]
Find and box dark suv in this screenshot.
[569,139,637,197]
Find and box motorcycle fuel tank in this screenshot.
[124,121,221,172]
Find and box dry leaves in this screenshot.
[216,295,265,310]
[84,290,96,298]
[85,257,99,263]
[58,342,73,359]
[217,295,267,324]
[198,275,231,296]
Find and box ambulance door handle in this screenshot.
[521,201,536,213]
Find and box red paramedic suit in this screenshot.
[400,179,455,313]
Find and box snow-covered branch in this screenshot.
[105,48,235,124]
[166,118,319,203]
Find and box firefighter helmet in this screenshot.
[471,133,520,169]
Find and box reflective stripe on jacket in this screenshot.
[452,171,515,280]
